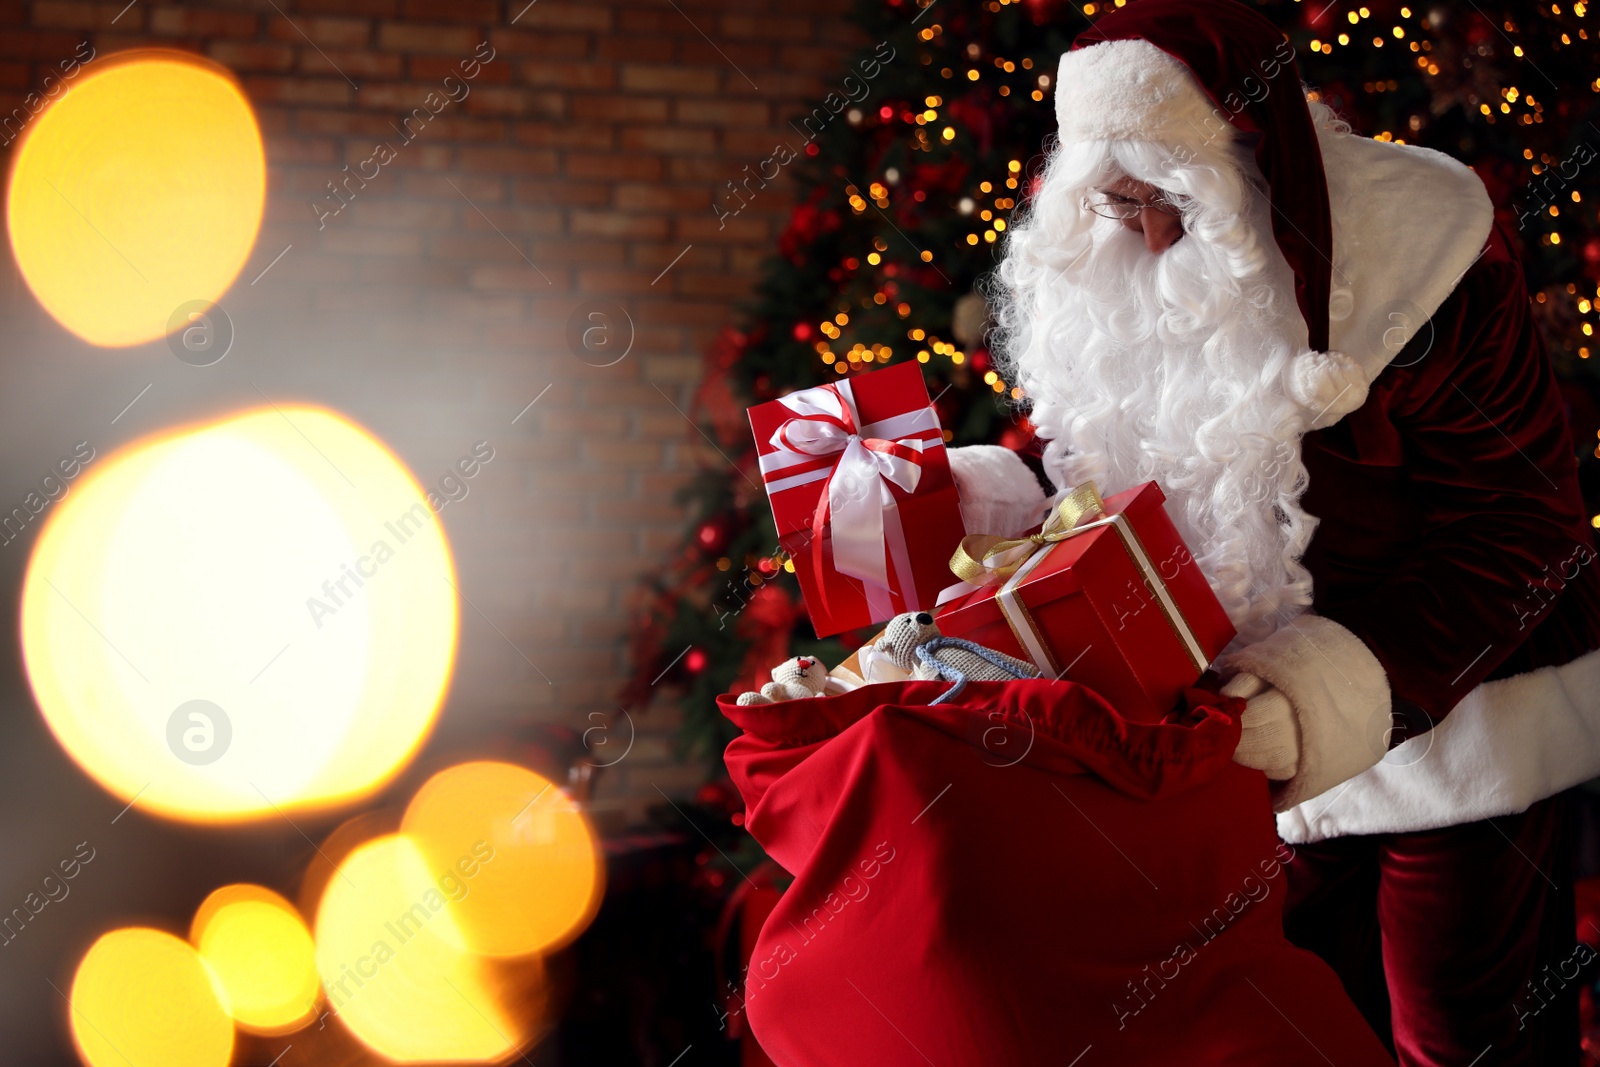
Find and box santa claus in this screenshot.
[947,0,1600,1062]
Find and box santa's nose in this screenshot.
[1120,207,1184,254]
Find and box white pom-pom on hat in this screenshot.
[1287,348,1368,429]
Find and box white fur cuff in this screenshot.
[946,444,1048,539]
[1220,614,1392,812]
[1277,646,1600,843]
[1288,349,1369,429]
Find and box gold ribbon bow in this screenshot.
[948,481,1107,587]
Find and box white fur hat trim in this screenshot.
[1054,39,1218,147]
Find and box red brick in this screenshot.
[294,108,410,139]
[243,76,353,107]
[431,232,549,264]
[392,113,507,143]
[265,135,340,165]
[486,28,588,58]
[565,152,661,181]
[619,126,716,154]
[594,36,674,64]
[664,156,733,181]
[356,257,463,287]
[615,9,680,34]
[268,15,371,49]
[571,211,668,239]
[619,63,719,95]
[461,86,565,118]
[357,81,450,110]
[294,0,397,15]
[724,128,790,156]
[403,171,504,201]
[507,0,610,32]
[778,44,838,71]
[401,0,498,21]
[570,93,667,123]
[149,8,258,37]
[513,178,611,207]
[614,184,711,212]
[320,228,424,257]
[721,13,811,40]
[468,264,565,291]
[0,29,85,59]
[674,98,768,127]
[533,239,627,266]
[678,39,773,70]
[410,54,511,82]
[513,121,613,150]
[513,59,612,89]
[353,200,458,228]
[209,41,298,72]
[376,21,478,53]
[304,48,404,78]
[675,213,769,242]
[676,270,753,297]
[457,145,559,175]
[32,1,136,31]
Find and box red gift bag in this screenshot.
[937,480,1236,721]
[749,363,964,637]
[719,680,1394,1067]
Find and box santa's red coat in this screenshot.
[1301,222,1600,726]
[721,680,1396,1065]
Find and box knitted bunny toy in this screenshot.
[736,655,830,706]
[874,611,1039,702]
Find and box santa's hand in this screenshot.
[1222,672,1301,781]
[1216,616,1393,813]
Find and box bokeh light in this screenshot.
[402,761,603,958]
[190,884,318,1034]
[69,927,234,1067]
[22,406,459,823]
[6,50,265,347]
[313,833,526,1063]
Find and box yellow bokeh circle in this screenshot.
[70,927,234,1067]
[314,833,529,1063]
[191,885,319,1034]
[6,49,265,347]
[402,761,603,958]
[21,406,459,823]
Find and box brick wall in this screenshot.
[0,0,862,826]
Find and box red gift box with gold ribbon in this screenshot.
[935,481,1236,721]
[749,362,963,638]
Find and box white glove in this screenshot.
[947,445,1048,538]
[1221,672,1301,781]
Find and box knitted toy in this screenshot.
[874,611,1040,702]
[736,655,830,706]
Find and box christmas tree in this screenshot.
[623,0,1600,767]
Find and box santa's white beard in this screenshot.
[992,142,1322,650]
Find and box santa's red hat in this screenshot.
[1055,0,1366,425]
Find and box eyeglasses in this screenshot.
[1082,190,1186,220]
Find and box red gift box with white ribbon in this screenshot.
[935,480,1236,721]
[749,362,963,638]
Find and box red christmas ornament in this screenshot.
[685,648,708,673]
[1582,235,1600,281]
[793,322,813,342]
[969,348,991,373]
